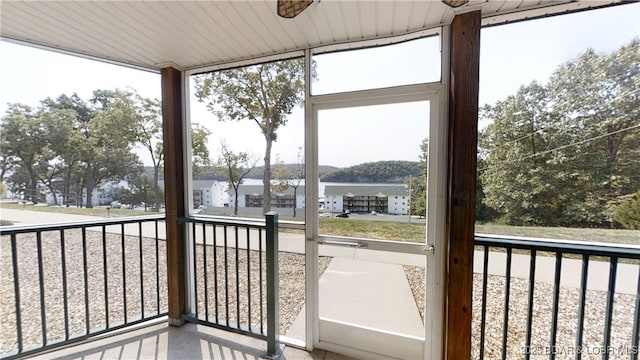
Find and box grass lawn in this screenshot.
[318,218,639,245]
[475,224,640,246]
[0,202,150,218]
[320,218,639,246]
[319,217,426,242]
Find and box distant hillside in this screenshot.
[192,172,227,181]
[247,164,341,179]
[158,162,419,183]
[320,161,421,183]
[188,164,342,181]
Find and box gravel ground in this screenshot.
[403,266,637,360]
[2,229,636,359]
[471,274,636,360]
[0,230,327,355]
[191,243,330,334]
[404,266,426,322]
[1,230,168,354]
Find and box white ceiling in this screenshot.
[0,0,623,72]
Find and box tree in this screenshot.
[408,139,428,217]
[35,108,81,205]
[131,94,165,209]
[480,40,640,226]
[547,39,640,224]
[408,175,426,218]
[3,90,205,209]
[81,90,141,208]
[131,92,211,208]
[475,158,499,223]
[1,104,46,202]
[273,147,304,217]
[479,82,556,225]
[0,133,17,183]
[194,58,306,214]
[41,94,93,206]
[120,173,161,210]
[41,91,139,208]
[0,122,18,198]
[7,166,33,201]
[218,141,257,216]
[191,123,212,176]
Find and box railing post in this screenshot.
[265,212,281,358]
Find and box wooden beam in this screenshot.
[445,10,481,359]
[161,66,186,326]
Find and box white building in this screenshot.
[192,180,228,208]
[230,184,305,210]
[324,184,409,215]
[44,180,126,206]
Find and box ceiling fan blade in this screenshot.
[441,0,469,8]
[277,0,313,18]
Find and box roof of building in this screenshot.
[158,180,225,191]
[324,185,408,197]
[193,180,224,190]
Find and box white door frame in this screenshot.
[303,61,448,358]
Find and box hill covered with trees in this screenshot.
[248,164,340,180]
[191,164,340,181]
[320,160,421,183]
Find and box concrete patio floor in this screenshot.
[28,319,356,360]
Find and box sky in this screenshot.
[1,3,638,168]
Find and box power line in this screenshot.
[478,122,640,172]
[481,87,639,150]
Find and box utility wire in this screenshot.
[481,87,639,149]
[478,122,640,172]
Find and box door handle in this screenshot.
[319,239,367,248]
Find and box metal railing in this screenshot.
[179,212,280,357]
[474,235,640,360]
[0,215,168,359]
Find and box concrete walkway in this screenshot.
[1,207,111,225]
[1,207,169,240]
[474,248,639,294]
[285,257,424,340]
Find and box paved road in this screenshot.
[327,212,426,224]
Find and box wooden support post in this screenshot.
[445,10,481,359]
[161,67,186,326]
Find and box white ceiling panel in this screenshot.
[0,0,624,72]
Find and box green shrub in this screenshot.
[0,219,14,226]
[614,192,640,230]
